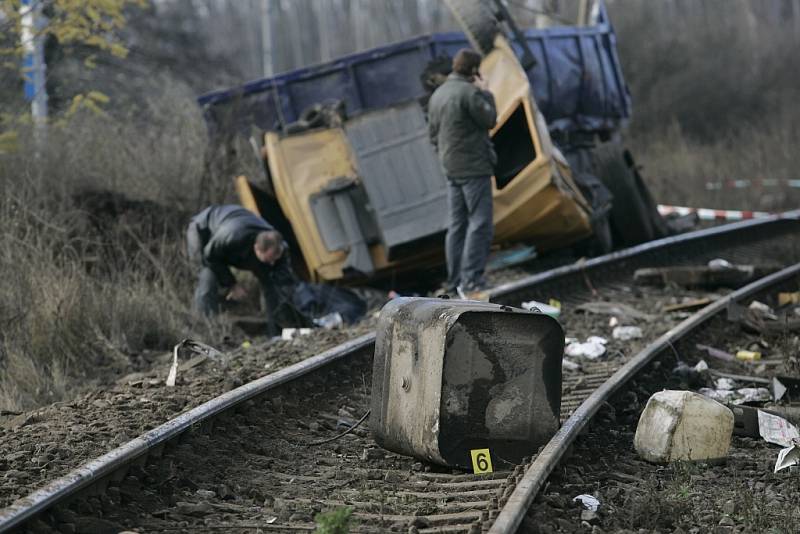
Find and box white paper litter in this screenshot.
[565,340,606,359]
[313,312,343,329]
[775,442,800,473]
[708,258,733,271]
[748,300,772,314]
[715,377,737,391]
[166,342,179,387]
[573,494,600,511]
[758,410,800,448]
[694,360,709,372]
[562,358,581,371]
[521,300,561,318]
[612,326,643,340]
[281,328,313,340]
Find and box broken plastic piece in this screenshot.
[774,442,800,473]
[282,328,313,340]
[521,299,561,318]
[708,258,734,271]
[565,337,607,359]
[771,375,800,402]
[736,350,761,362]
[612,326,642,340]
[748,301,773,314]
[715,378,737,391]
[313,312,344,329]
[573,494,600,511]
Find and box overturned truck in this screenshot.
[198,0,667,283]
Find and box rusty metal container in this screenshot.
[371,297,564,469]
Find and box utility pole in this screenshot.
[21,0,48,144]
[260,0,274,77]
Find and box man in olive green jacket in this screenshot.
[428,49,497,294]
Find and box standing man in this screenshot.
[186,204,297,335]
[427,48,497,296]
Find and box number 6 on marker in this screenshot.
[470,448,493,474]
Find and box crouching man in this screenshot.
[186,204,296,336]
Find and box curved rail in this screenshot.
[2,212,800,532]
[0,335,374,531]
[490,261,800,533]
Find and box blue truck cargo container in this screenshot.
[197,8,630,140]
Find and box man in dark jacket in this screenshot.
[186,204,296,335]
[427,48,497,295]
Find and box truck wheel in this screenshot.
[443,0,499,55]
[593,144,656,247]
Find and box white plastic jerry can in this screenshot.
[634,390,734,463]
[370,297,564,469]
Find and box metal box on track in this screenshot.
[370,297,564,469]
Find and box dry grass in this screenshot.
[610,0,800,211]
[0,82,229,412]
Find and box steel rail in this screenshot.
[488,210,800,305]
[2,212,800,532]
[489,261,800,533]
[0,335,375,531]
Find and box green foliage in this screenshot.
[0,0,146,60]
[314,507,353,534]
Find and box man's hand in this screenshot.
[473,75,489,92]
[226,284,248,302]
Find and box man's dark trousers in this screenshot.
[446,176,493,291]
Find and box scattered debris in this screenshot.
[575,301,654,322]
[167,339,226,387]
[487,245,537,271]
[573,494,600,511]
[696,343,735,362]
[634,390,733,463]
[521,299,561,318]
[281,328,313,340]
[663,297,713,313]
[758,410,800,448]
[612,326,642,340]
[699,387,770,405]
[735,349,761,361]
[564,336,608,359]
[778,292,800,306]
[728,300,800,333]
[748,300,774,316]
[707,369,770,385]
[313,312,344,329]
[715,377,737,390]
[672,361,707,388]
[562,358,581,372]
[634,262,779,289]
[774,440,800,473]
[772,375,800,402]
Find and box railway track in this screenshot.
[3,213,800,533]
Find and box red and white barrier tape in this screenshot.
[705,178,800,190]
[657,204,772,221]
